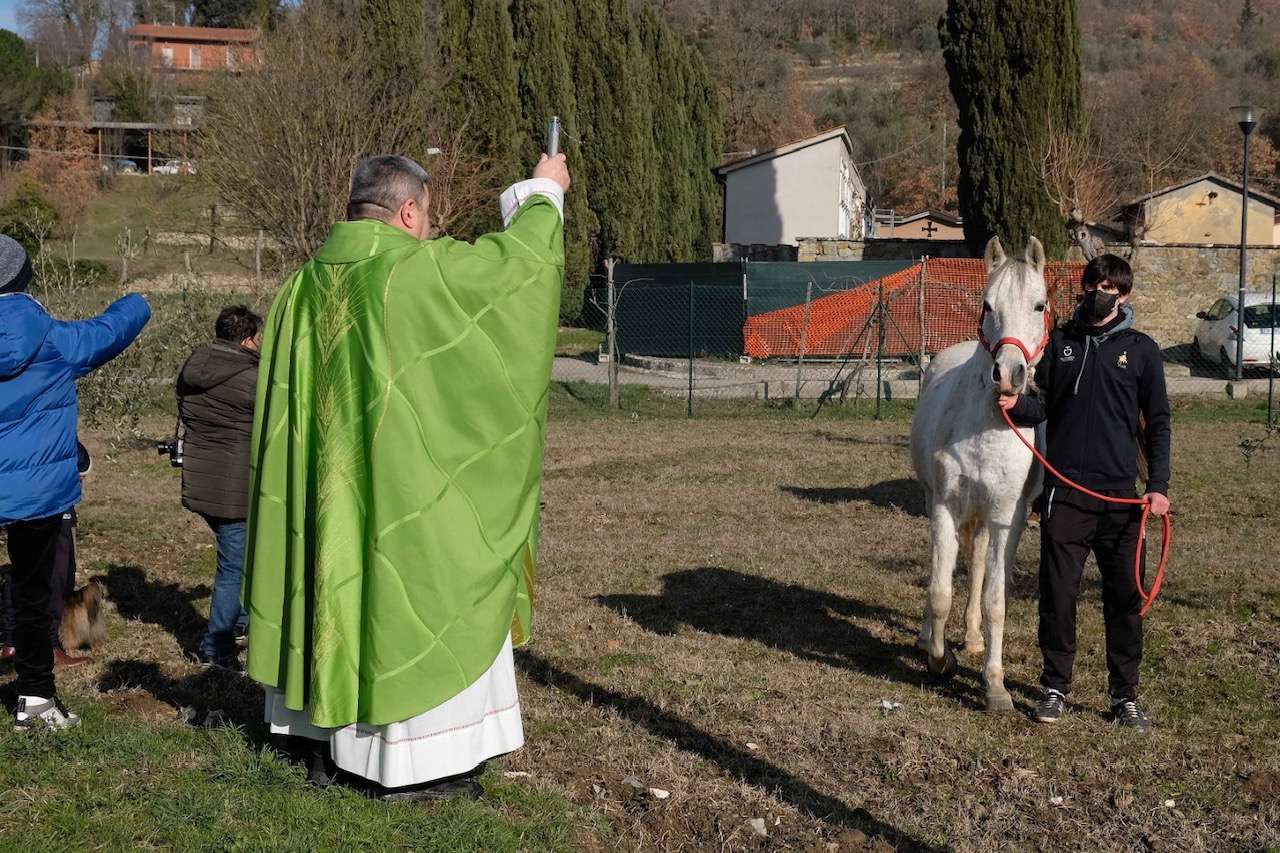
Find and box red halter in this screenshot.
[978,308,1050,365]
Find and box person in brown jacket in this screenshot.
[176,305,262,670]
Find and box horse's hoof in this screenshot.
[926,646,958,680]
[985,691,1015,714]
[914,636,931,653]
[962,641,985,656]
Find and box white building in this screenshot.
[714,127,866,247]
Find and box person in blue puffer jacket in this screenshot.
[0,234,150,730]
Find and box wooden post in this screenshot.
[97,128,103,172]
[918,259,927,385]
[184,250,193,290]
[119,229,130,285]
[254,229,264,279]
[208,203,218,254]
[147,131,152,173]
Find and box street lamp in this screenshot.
[1231,105,1261,382]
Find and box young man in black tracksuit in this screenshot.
[998,254,1171,730]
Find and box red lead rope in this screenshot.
[999,408,1170,616]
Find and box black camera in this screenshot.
[157,437,184,468]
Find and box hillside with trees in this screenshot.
[4,0,1280,275]
[652,0,1280,228]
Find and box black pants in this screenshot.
[2,510,76,649]
[1038,487,1146,701]
[4,514,62,699]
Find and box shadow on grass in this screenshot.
[597,567,1037,710]
[812,429,910,449]
[96,657,266,735]
[102,563,210,657]
[781,477,925,516]
[517,650,945,853]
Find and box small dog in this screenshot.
[59,580,107,651]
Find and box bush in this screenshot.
[797,35,832,67]
[37,276,272,437]
[0,177,60,256]
[1250,46,1280,78]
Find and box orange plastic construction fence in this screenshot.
[742,259,1084,360]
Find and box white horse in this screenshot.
[910,236,1047,713]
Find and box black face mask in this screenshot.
[1081,289,1118,321]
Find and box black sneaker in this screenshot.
[376,779,483,802]
[1111,697,1151,731]
[234,625,248,648]
[1034,688,1068,723]
[197,653,244,674]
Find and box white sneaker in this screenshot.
[15,695,81,731]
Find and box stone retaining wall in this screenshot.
[1126,244,1280,349]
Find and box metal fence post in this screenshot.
[1270,273,1277,427]
[688,279,694,419]
[606,259,619,410]
[875,282,884,420]
[795,281,812,401]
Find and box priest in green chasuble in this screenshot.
[243,152,569,800]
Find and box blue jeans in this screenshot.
[200,516,249,660]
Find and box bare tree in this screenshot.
[19,0,109,67]
[198,2,497,264]
[1033,121,1125,258]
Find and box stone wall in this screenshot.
[796,237,969,262]
[1126,244,1280,349]
[712,242,799,263]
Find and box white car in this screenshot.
[153,159,196,175]
[1193,294,1280,371]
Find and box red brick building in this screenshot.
[127,24,261,72]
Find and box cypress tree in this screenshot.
[360,0,426,85]
[638,6,694,261]
[439,0,522,236]
[511,0,596,321]
[939,0,1083,258]
[684,42,724,261]
[566,0,621,266]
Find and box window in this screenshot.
[837,156,860,238]
[226,47,236,70]
[1210,300,1232,321]
[160,46,173,66]
[1243,304,1279,329]
[190,47,201,69]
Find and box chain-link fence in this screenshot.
[554,258,1091,417]
[1178,274,1279,415]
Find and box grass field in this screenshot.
[1,393,1278,851]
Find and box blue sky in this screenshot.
[0,0,21,35]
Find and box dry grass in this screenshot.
[4,402,1279,851]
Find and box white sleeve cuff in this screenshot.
[499,178,565,228]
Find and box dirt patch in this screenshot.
[97,688,178,722]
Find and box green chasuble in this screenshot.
[243,195,563,728]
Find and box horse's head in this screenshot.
[980,236,1049,397]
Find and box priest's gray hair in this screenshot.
[346,155,430,222]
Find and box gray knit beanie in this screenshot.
[0,234,34,295]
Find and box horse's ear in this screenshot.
[1025,237,1046,275]
[983,236,1005,271]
